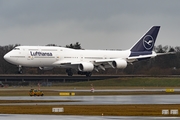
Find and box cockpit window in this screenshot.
[13,48,20,50]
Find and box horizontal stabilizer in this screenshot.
[156,52,176,56]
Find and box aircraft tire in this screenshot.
[86,72,92,77]
[66,69,73,76]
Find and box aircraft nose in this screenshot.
[4,53,10,61]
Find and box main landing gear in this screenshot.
[77,71,92,77]
[18,65,23,74]
[66,69,73,76]
[66,69,92,77]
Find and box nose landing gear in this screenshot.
[18,65,23,74]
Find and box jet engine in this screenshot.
[78,62,94,72]
[112,59,127,69]
[39,67,54,70]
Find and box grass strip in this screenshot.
[0,104,180,116]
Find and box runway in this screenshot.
[0,95,180,105]
[1,94,180,119]
[0,114,180,120]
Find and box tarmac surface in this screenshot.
[0,114,180,120]
[0,95,180,105]
[1,91,180,119]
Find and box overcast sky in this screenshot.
[0,0,180,49]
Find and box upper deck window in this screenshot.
[13,48,20,50]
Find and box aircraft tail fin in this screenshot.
[128,26,160,57]
[130,26,160,52]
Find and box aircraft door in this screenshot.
[27,54,33,60]
[27,50,34,60]
[104,55,107,59]
[56,49,62,61]
[56,55,60,61]
[80,55,83,61]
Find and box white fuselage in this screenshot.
[4,46,131,68]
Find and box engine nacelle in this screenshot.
[39,67,54,70]
[112,59,127,69]
[78,62,94,72]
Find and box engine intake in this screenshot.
[78,62,94,72]
[112,59,127,69]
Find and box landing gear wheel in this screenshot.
[86,72,92,77]
[68,72,73,76]
[78,71,92,77]
[66,69,73,76]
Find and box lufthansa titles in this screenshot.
[30,51,53,56]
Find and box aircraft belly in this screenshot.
[59,64,77,69]
[18,58,55,67]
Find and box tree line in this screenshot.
[0,43,180,75]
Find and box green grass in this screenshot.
[53,77,180,87]
[1,77,180,96]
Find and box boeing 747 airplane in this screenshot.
[4,26,162,76]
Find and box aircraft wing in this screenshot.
[52,51,175,70]
[54,59,121,65]
[93,58,128,70]
[53,58,128,71]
